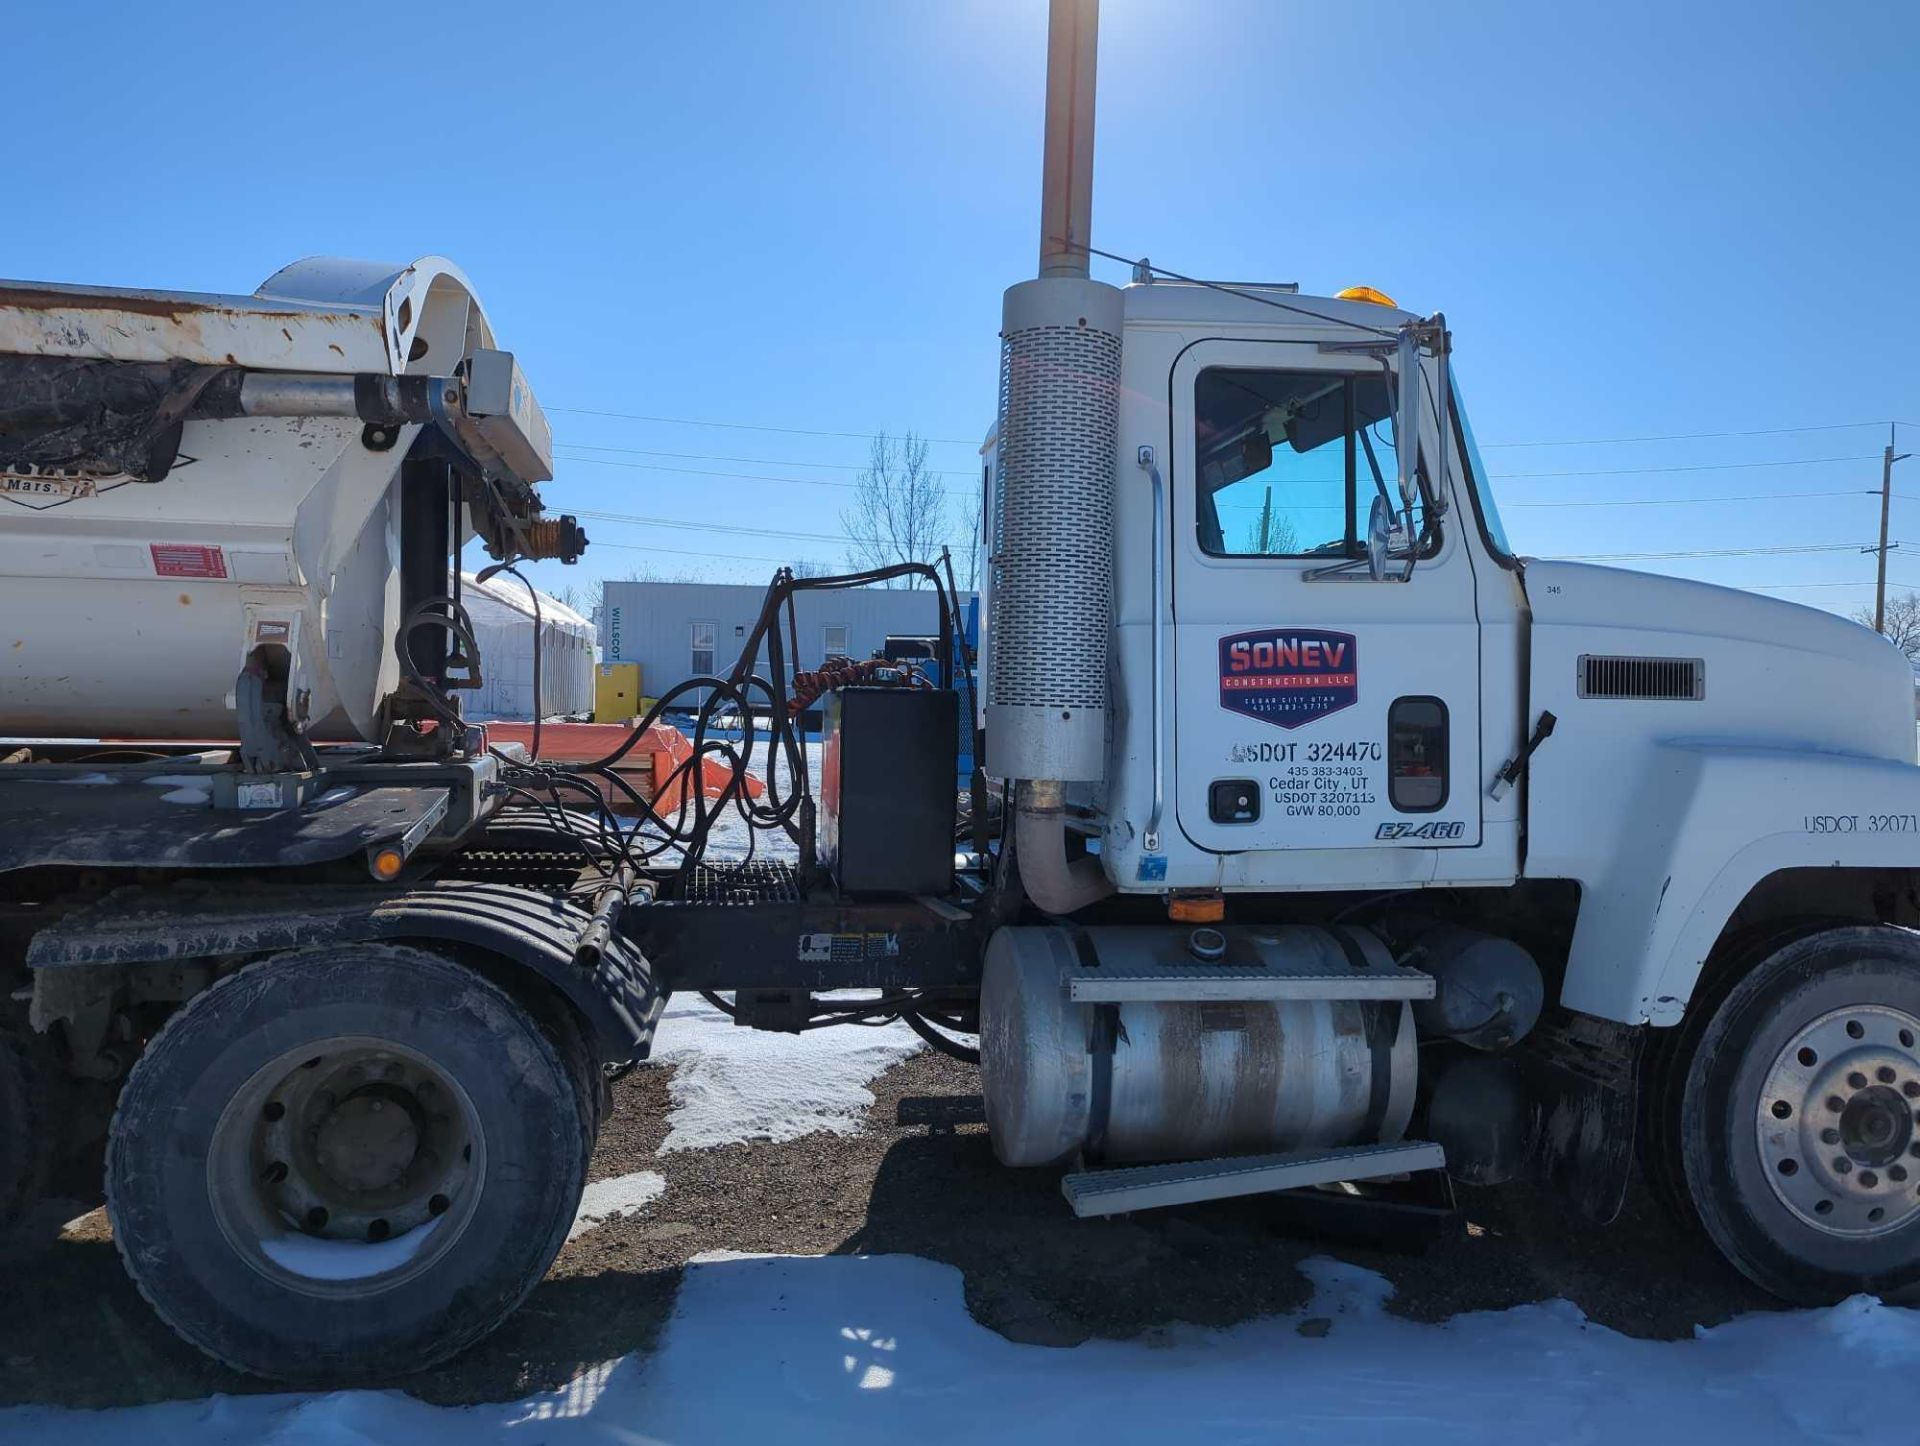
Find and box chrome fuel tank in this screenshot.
[980,925,1417,1167]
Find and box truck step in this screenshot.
[1065,958,1433,1003]
[1061,1140,1446,1217]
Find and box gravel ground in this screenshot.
[0,1044,1780,1413]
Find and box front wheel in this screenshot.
[107,944,591,1381]
[1678,924,1920,1303]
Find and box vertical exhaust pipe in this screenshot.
[993,0,1119,915]
[1037,0,1099,279]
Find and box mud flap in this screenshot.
[1514,1011,1642,1225]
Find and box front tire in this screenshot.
[107,944,590,1381]
[1678,925,1920,1303]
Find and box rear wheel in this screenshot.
[1677,925,1920,1303]
[107,944,591,1381]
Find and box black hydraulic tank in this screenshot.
[819,686,957,895]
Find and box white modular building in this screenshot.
[461,570,595,720]
[599,580,971,705]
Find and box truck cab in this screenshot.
[985,274,1919,1017]
[978,260,1920,1302]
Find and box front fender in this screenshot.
[1559,742,1920,1025]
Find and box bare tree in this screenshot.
[789,558,833,579]
[621,562,699,584]
[841,430,950,588]
[1244,486,1299,555]
[1855,591,1920,661]
[958,491,982,593]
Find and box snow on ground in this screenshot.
[644,742,925,1154]
[648,994,920,1152]
[687,733,821,862]
[566,1171,668,1243]
[11,1250,1920,1445]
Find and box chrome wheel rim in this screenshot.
[1758,1005,1920,1238]
[207,1036,486,1297]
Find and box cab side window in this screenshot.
[1194,368,1422,558]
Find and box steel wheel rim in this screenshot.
[1757,1004,1920,1239]
[207,1035,487,1298]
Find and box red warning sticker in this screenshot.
[150,543,228,579]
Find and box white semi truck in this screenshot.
[7,0,1920,1384]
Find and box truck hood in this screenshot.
[1523,561,1916,764]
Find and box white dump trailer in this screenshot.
[0,258,567,742]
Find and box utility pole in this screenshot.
[1874,423,1913,634]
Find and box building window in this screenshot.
[691,621,716,676]
[823,624,850,659]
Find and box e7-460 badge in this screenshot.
[1375,820,1465,841]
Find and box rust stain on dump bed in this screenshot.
[0,284,370,329]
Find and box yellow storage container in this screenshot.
[594,662,642,722]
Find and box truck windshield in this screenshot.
[1449,372,1514,561]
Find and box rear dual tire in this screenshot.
[106,944,594,1382]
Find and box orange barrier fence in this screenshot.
[482,720,764,818]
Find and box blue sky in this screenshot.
[11,0,1919,615]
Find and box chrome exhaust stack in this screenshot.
[995,0,1120,912]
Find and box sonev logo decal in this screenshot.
[1218,628,1358,730]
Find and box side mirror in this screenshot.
[1366,493,1392,581]
[1394,326,1422,514]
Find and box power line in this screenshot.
[582,539,813,566]
[551,400,1902,458]
[1505,488,1871,510]
[1496,455,1879,482]
[576,533,1916,592]
[570,508,856,545]
[551,449,1883,502]
[558,441,975,479]
[548,432,1890,491]
[550,406,982,448]
[578,524,1867,570]
[553,454,975,497]
[1483,421,1891,449]
[576,505,1905,569]
[1549,542,1870,562]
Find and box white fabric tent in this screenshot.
[460,571,595,721]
